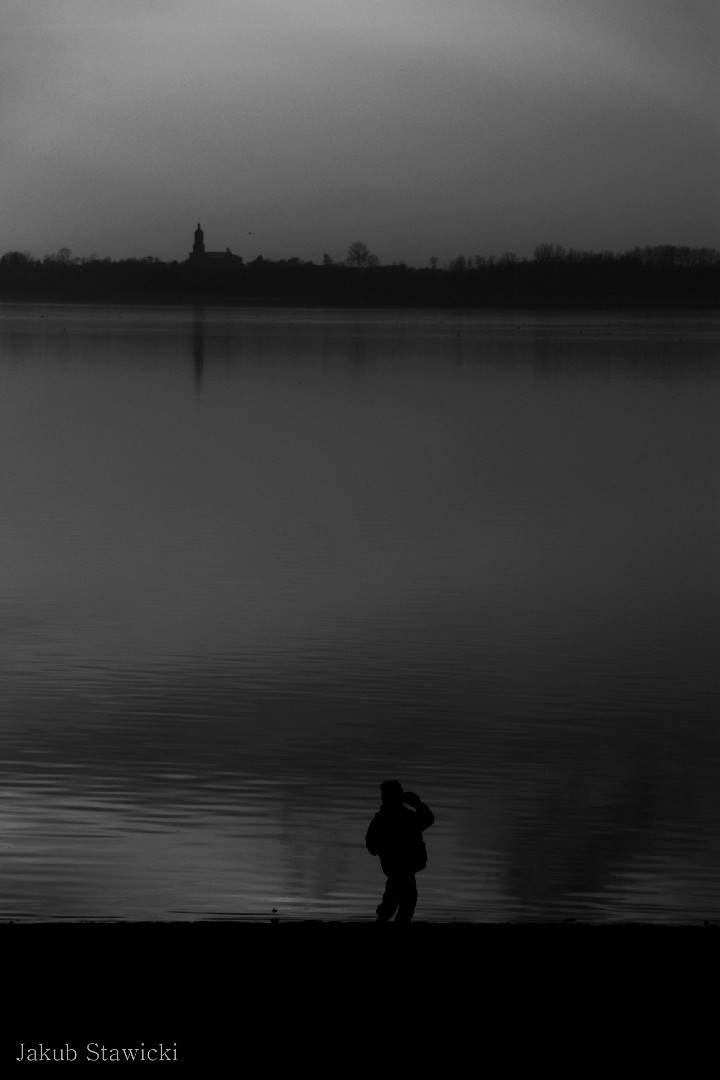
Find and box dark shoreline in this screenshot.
[1,918,715,926]
[3,919,713,1071]
[3,242,716,312]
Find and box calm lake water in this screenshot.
[0,303,718,922]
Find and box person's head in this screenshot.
[380,779,404,807]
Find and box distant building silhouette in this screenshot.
[189,223,241,264]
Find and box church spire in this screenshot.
[192,222,205,259]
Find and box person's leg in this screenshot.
[395,873,418,924]
[376,875,400,921]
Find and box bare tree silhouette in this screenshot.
[346,241,379,268]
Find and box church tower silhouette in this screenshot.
[188,222,240,263]
[191,223,205,259]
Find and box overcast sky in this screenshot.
[2,0,718,265]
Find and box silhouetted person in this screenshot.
[365,780,434,924]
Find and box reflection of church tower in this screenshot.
[192,307,205,394]
[191,222,205,260]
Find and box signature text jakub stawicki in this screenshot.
[16,1043,179,1063]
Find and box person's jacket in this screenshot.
[365,797,434,875]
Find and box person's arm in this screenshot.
[416,801,434,831]
[404,792,435,831]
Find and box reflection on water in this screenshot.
[0,304,718,921]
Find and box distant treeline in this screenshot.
[0,243,718,307]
